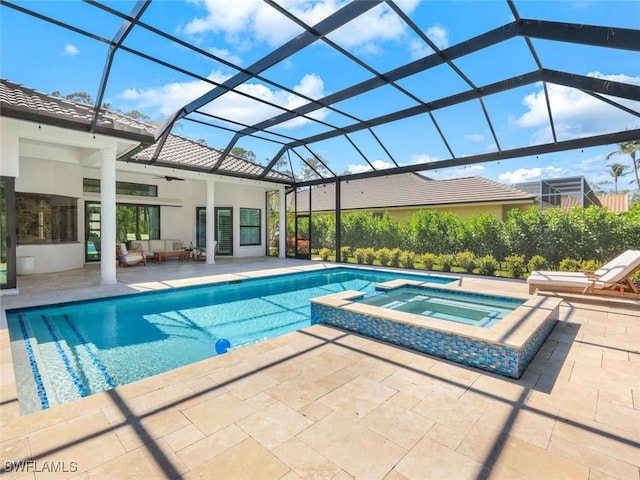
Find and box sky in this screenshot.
[1,0,639,191]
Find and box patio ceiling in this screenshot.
[2,0,639,188]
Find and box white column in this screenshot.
[206,179,216,264]
[100,148,117,284]
[279,187,286,259]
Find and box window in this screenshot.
[83,178,158,197]
[84,202,160,262]
[16,193,77,244]
[239,208,260,246]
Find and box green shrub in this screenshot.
[438,254,454,272]
[454,250,476,273]
[399,250,416,269]
[390,248,402,267]
[363,247,376,265]
[505,254,526,278]
[354,248,367,264]
[340,246,352,263]
[422,252,438,270]
[559,258,581,272]
[580,259,602,273]
[527,255,547,272]
[476,255,498,276]
[376,248,392,267]
[318,248,332,261]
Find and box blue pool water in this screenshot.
[7,267,456,413]
[359,287,524,327]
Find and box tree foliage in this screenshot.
[607,140,640,188]
[231,147,256,162]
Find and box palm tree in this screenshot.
[607,163,629,193]
[607,141,640,188]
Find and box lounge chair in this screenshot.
[530,249,640,278]
[527,250,640,299]
[116,242,147,267]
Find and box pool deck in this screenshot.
[1,258,639,479]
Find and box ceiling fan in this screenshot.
[153,175,185,181]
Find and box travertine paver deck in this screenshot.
[1,258,638,479]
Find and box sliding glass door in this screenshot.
[1,176,16,290]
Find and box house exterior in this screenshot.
[292,173,537,221]
[0,80,289,291]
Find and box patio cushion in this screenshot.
[129,240,148,252]
[149,240,166,252]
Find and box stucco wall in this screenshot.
[373,202,532,222]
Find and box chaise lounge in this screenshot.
[527,250,640,299]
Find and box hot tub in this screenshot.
[310,279,561,378]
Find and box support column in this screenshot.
[335,178,341,263]
[206,179,216,264]
[278,188,286,259]
[100,148,117,285]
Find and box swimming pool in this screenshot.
[359,287,525,328]
[7,267,456,414]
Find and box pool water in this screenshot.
[360,287,524,327]
[7,267,455,413]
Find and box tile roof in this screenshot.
[554,194,628,212]
[0,79,293,183]
[295,173,536,211]
[596,194,629,212]
[131,134,293,182]
[0,79,154,140]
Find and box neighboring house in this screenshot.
[292,173,537,221]
[0,79,289,289]
[515,176,630,213]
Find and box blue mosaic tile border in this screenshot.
[17,315,50,410]
[311,304,556,378]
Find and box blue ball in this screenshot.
[215,338,231,354]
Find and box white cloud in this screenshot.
[183,0,421,50]
[498,166,569,184]
[119,71,327,128]
[409,153,440,165]
[465,133,484,142]
[402,25,451,60]
[409,38,433,60]
[63,44,79,56]
[514,72,640,143]
[426,25,449,50]
[347,159,397,174]
[429,164,486,180]
[209,47,242,65]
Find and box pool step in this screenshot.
[20,314,85,406]
[17,314,116,408]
